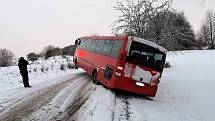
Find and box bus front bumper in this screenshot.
[117,77,158,97]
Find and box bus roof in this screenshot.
[80,36,167,53]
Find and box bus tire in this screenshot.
[92,71,100,85]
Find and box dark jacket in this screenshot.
[18,58,29,74]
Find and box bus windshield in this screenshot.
[126,41,165,71]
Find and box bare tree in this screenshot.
[112,0,172,37]
[0,48,15,67]
[197,10,215,49]
[196,23,210,48]
[146,11,196,50]
[206,10,215,49]
[27,52,40,61]
[43,45,61,59]
[112,0,196,50]
[112,0,147,37]
[144,0,173,42]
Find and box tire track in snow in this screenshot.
[23,76,94,121]
[0,73,85,111]
[0,73,88,121]
[114,92,154,121]
[68,86,134,121]
[69,86,116,121]
[113,93,132,121]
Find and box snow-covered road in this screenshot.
[0,72,93,121]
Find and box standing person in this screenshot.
[18,57,31,88]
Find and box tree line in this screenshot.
[0,45,77,67]
[27,44,77,61]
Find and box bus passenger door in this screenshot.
[103,65,115,87]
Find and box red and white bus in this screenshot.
[74,36,167,97]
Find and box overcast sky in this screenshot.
[0,0,214,57]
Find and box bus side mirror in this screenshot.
[75,39,78,45]
[75,38,81,45]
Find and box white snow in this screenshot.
[70,86,116,121]
[0,50,214,121]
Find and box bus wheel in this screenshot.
[92,71,100,85]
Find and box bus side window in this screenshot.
[95,40,105,54]
[85,40,92,51]
[89,40,97,52]
[101,40,114,56]
[79,39,86,49]
[110,40,123,58]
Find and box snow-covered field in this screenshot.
[0,50,214,121]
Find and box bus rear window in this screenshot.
[126,41,165,71]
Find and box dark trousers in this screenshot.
[21,72,30,87]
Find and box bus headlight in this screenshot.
[117,66,123,71]
[115,72,121,76]
[136,82,144,87]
